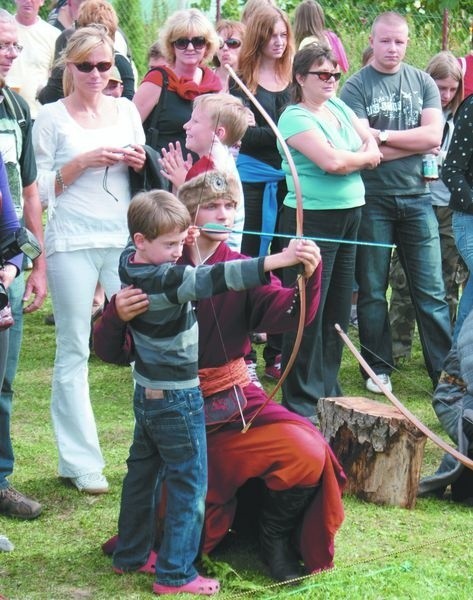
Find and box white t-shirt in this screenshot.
[33,97,145,256]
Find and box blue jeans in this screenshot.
[452,211,473,342]
[0,274,24,490]
[113,384,207,586]
[280,205,361,415]
[356,195,451,385]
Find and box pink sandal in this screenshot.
[153,575,220,596]
[113,550,157,575]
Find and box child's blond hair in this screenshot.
[192,93,248,147]
[128,190,191,240]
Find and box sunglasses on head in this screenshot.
[219,37,242,50]
[307,71,342,82]
[73,61,113,73]
[173,36,207,50]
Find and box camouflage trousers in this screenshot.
[389,206,467,362]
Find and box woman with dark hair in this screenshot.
[277,44,381,418]
[133,9,221,160]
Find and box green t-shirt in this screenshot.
[277,97,366,211]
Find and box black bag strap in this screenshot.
[145,67,169,137]
[2,87,27,135]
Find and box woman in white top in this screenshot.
[33,25,145,494]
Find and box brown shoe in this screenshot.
[0,486,42,519]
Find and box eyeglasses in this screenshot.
[219,38,242,50]
[173,37,207,50]
[73,61,113,73]
[0,42,23,54]
[307,71,342,82]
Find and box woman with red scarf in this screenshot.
[133,9,222,160]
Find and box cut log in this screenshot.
[318,396,427,509]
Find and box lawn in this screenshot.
[0,298,472,600]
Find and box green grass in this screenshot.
[1,299,472,599]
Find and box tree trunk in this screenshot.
[318,396,426,509]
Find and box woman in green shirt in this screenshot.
[277,44,381,419]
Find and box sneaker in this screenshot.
[69,472,109,494]
[0,534,14,552]
[366,374,392,394]
[265,355,281,381]
[245,360,263,389]
[0,486,42,519]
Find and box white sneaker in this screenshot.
[0,534,14,552]
[366,374,392,394]
[245,360,263,389]
[70,472,109,494]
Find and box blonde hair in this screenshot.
[178,170,240,218]
[426,51,464,114]
[371,12,408,37]
[192,93,248,146]
[128,190,191,240]
[76,0,118,40]
[61,25,114,96]
[238,6,294,94]
[159,9,219,66]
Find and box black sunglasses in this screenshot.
[74,61,113,73]
[219,37,242,50]
[173,37,207,50]
[307,71,342,82]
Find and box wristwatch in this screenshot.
[379,130,389,145]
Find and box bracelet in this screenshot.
[55,168,68,193]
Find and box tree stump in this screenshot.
[318,396,427,509]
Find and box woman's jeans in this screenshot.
[113,384,207,586]
[452,211,473,342]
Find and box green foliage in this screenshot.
[191,0,212,13]
[113,0,147,78]
[221,0,242,21]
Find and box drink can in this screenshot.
[422,154,439,181]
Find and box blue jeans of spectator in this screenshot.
[113,384,207,586]
[356,194,451,385]
[280,205,361,416]
[0,274,24,490]
[452,211,473,342]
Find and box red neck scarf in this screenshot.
[143,65,222,100]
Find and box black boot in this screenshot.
[259,486,316,582]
